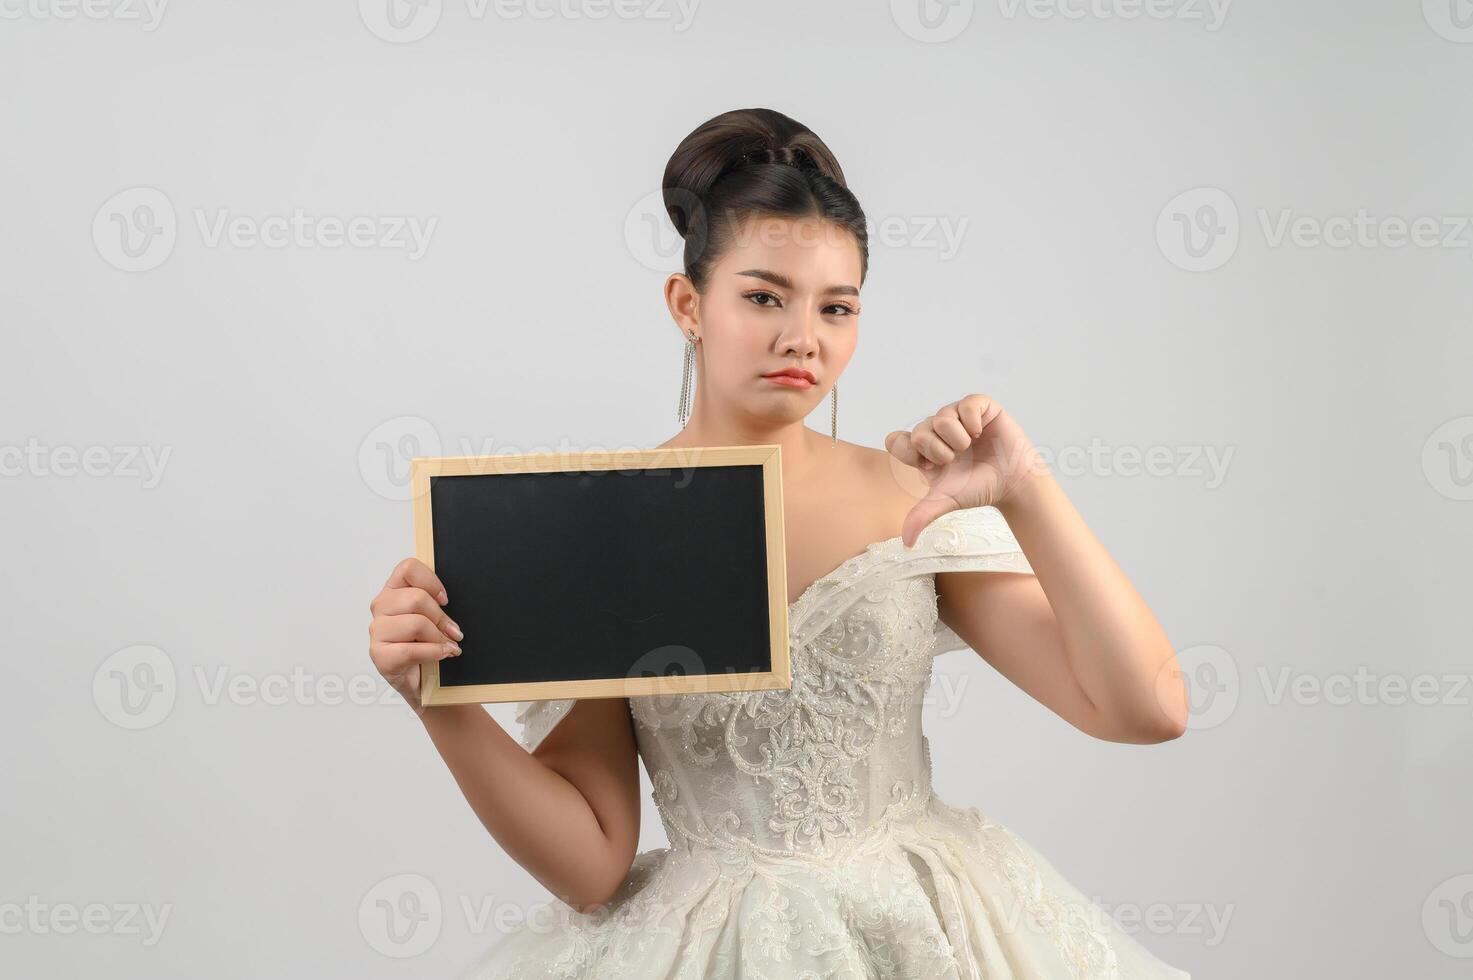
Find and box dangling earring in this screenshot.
[677,329,699,427]
[830,381,838,447]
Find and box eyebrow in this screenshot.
[735,268,859,297]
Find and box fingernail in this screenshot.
[443,641,460,656]
[444,619,464,641]
[437,590,449,605]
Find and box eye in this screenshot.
[744,291,859,318]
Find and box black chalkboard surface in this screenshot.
[411,446,792,707]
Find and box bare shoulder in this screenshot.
[840,440,929,539]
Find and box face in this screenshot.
[668,214,863,427]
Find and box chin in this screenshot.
[746,401,811,425]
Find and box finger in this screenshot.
[957,394,999,437]
[901,494,960,549]
[384,556,448,607]
[909,421,956,466]
[370,617,461,670]
[931,414,973,453]
[884,430,924,467]
[373,612,457,646]
[373,589,463,640]
[371,640,461,674]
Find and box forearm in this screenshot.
[997,470,1187,738]
[417,704,623,911]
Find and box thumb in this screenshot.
[901,492,960,549]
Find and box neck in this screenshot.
[662,401,832,475]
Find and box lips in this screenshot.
[763,368,817,385]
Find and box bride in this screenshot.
[367,106,1192,979]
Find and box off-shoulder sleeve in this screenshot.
[512,698,577,754]
[921,506,1034,657]
[788,505,1034,659]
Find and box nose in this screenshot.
[775,308,820,360]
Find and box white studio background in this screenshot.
[3,2,1469,978]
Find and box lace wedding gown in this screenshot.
[456,506,1190,979]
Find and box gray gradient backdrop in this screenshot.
[4,1,1470,978]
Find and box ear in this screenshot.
[665,273,700,334]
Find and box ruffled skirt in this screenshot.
[455,795,1191,979]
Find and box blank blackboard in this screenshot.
[411,446,792,707]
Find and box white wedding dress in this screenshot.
[456,506,1190,979]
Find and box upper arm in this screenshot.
[935,569,1105,737]
[529,697,641,898]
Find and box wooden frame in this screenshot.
[411,445,791,707]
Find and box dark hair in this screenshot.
[662,107,870,293]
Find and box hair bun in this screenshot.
[662,108,849,240]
